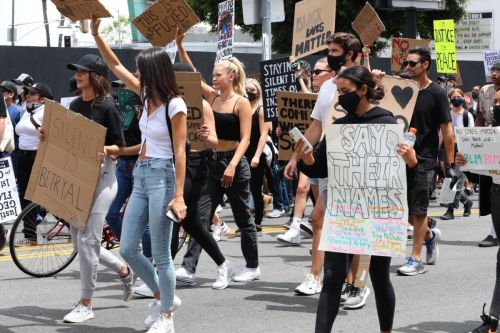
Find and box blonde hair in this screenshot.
[245,78,263,104]
[218,57,246,97]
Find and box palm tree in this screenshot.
[42,0,50,47]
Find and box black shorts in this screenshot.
[407,168,435,216]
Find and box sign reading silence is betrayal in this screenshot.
[352,2,385,47]
[291,0,336,60]
[391,38,430,72]
[433,19,457,74]
[277,91,317,161]
[133,0,199,47]
[25,100,106,230]
[320,124,408,257]
[51,0,112,21]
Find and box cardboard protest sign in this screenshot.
[215,0,235,62]
[175,72,204,151]
[51,0,112,21]
[320,124,408,257]
[133,0,199,47]
[291,0,336,60]
[455,127,500,170]
[329,76,418,132]
[260,57,297,122]
[352,2,385,47]
[277,91,317,160]
[434,19,457,73]
[391,38,430,72]
[0,157,21,223]
[25,100,106,230]
[482,50,500,81]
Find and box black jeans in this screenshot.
[315,252,395,332]
[171,151,225,271]
[489,184,500,317]
[208,153,259,268]
[16,150,38,240]
[247,154,266,225]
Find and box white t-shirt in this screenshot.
[451,110,474,129]
[311,78,337,131]
[15,105,44,151]
[139,97,187,159]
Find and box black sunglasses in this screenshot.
[402,60,421,68]
[311,69,330,75]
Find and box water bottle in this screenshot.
[404,127,417,147]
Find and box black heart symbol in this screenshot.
[391,86,413,110]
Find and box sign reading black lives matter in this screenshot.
[291,0,336,60]
[0,157,21,223]
[260,57,297,122]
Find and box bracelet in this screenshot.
[92,32,99,36]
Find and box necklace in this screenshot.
[220,94,235,101]
[420,79,431,91]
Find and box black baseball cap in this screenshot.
[67,54,108,77]
[0,81,18,97]
[26,83,53,100]
[12,73,34,87]
[446,74,457,81]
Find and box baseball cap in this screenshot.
[446,74,457,81]
[26,83,53,100]
[0,81,18,97]
[492,62,500,70]
[67,54,108,77]
[12,73,34,87]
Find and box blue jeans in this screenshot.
[120,158,176,312]
[106,158,152,258]
[268,161,292,211]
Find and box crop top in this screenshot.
[213,97,240,141]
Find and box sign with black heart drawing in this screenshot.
[328,76,419,132]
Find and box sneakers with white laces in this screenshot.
[212,261,235,290]
[144,299,162,330]
[233,266,261,282]
[120,267,136,302]
[63,302,94,323]
[212,222,230,242]
[295,273,322,295]
[147,314,175,333]
[175,267,196,285]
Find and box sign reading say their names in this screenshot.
[433,19,457,74]
[291,0,336,60]
[455,127,500,170]
[260,57,297,122]
[352,2,385,47]
[277,91,317,160]
[391,38,430,72]
[133,0,199,47]
[320,124,408,257]
[175,72,204,151]
[25,100,106,230]
[0,157,21,224]
[51,0,112,21]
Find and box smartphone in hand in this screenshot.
[289,127,313,151]
[166,210,180,223]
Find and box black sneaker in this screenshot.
[464,199,473,217]
[478,235,499,248]
[340,283,352,304]
[469,304,498,333]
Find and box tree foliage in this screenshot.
[186,0,468,55]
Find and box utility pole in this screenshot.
[406,8,417,38]
[261,0,272,60]
[11,0,15,46]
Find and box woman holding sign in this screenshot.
[296,66,417,333]
[91,18,187,333]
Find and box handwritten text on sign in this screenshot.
[320,124,408,257]
[433,19,457,74]
[391,38,430,72]
[175,72,204,150]
[215,0,234,62]
[0,157,21,223]
[483,50,500,81]
[455,127,500,170]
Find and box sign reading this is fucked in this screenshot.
[433,19,457,74]
[25,100,106,230]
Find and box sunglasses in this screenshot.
[311,69,330,75]
[402,60,421,68]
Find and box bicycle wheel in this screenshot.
[9,203,77,278]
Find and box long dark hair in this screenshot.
[89,72,110,98]
[338,66,384,101]
[137,47,180,105]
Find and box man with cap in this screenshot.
[446,74,457,88]
[12,73,34,108]
[1,81,23,170]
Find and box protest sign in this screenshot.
[329,76,418,132]
[0,157,21,224]
[133,0,199,47]
[25,100,106,230]
[51,0,112,21]
[260,57,297,121]
[390,38,430,72]
[319,124,408,257]
[455,127,500,170]
[482,50,500,81]
[433,19,457,74]
[215,0,235,62]
[291,0,336,60]
[277,91,317,160]
[352,2,385,47]
[175,72,204,150]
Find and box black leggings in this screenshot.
[489,184,500,317]
[315,252,395,332]
[248,155,266,225]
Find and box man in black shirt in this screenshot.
[397,47,456,276]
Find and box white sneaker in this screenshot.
[233,266,261,282]
[343,286,371,309]
[147,314,174,333]
[295,274,322,296]
[277,227,301,246]
[300,221,313,236]
[212,261,235,290]
[175,267,196,285]
[212,222,230,242]
[144,299,162,330]
[267,209,285,218]
[134,283,154,298]
[173,295,181,310]
[63,302,94,323]
[407,225,414,239]
[120,268,136,302]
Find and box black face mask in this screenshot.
[450,98,464,107]
[472,91,479,100]
[338,91,361,115]
[493,105,500,124]
[327,54,346,72]
[246,91,257,102]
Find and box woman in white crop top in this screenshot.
[92,17,186,332]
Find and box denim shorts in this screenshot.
[308,177,319,186]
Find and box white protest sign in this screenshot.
[320,124,408,257]
[437,178,458,205]
[215,0,235,63]
[60,96,78,109]
[0,157,21,223]
[455,127,500,170]
[482,50,500,81]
